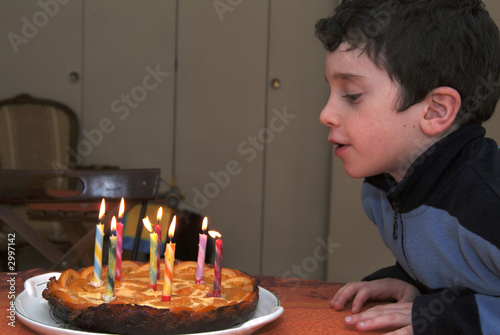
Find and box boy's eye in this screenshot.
[341,93,362,102]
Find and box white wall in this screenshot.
[0,0,335,279]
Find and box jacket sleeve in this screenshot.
[412,289,499,335]
[364,264,500,334]
[362,262,419,286]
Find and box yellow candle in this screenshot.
[163,242,176,301]
[143,217,158,291]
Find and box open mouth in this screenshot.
[334,143,349,156]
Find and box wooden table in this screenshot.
[0,270,385,335]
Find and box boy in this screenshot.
[315,0,500,334]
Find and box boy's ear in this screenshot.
[420,87,461,136]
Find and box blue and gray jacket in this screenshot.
[361,123,500,335]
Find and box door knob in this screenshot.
[69,72,80,83]
[270,78,281,89]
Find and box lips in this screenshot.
[328,137,345,147]
[328,137,349,156]
[334,144,349,156]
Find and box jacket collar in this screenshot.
[365,123,486,212]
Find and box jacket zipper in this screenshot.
[392,201,399,240]
[392,202,413,276]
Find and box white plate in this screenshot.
[15,273,283,335]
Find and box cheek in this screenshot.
[349,117,395,150]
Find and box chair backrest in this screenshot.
[0,93,78,170]
[0,168,160,204]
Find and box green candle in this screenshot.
[103,217,117,302]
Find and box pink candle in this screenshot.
[208,230,223,297]
[116,198,124,281]
[155,207,163,280]
[195,217,208,284]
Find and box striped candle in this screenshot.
[92,223,104,284]
[143,217,158,291]
[155,207,163,280]
[209,231,223,298]
[116,198,124,281]
[195,217,208,284]
[163,242,176,301]
[103,217,117,301]
[92,199,105,286]
[162,216,176,302]
[149,231,158,291]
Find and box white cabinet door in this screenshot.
[82,0,176,176]
[176,0,269,275]
[0,0,82,118]
[262,0,334,280]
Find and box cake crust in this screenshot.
[42,261,259,335]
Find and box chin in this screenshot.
[343,168,367,179]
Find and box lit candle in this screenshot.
[116,198,124,281]
[103,217,117,301]
[91,199,105,286]
[155,207,163,280]
[143,217,158,291]
[209,230,223,298]
[162,216,176,302]
[195,217,208,284]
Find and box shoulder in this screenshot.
[452,138,500,203]
[430,139,500,247]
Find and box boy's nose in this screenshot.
[319,103,339,127]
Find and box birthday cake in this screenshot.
[42,260,259,335]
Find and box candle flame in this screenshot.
[118,198,125,219]
[208,230,221,239]
[111,216,117,232]
[142,217,153,233]
[202,217,208,231]
[157,207,163,222]
[168,216,176,239]
[99,198,106,220]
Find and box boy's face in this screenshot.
[320,44,425,182]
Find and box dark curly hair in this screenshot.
[315,0,500,126]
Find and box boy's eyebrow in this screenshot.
[331,72,365,81]
[324,73,366,84]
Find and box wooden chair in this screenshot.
[0,93,79,170]
[0,168,160,270]
[0,94,161,270]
